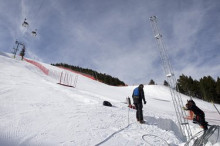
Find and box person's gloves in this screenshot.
[182,107,187,110]
[144,101,147,104]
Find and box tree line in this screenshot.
[176,74,220,104]
[51,63,126,86]
[148,75,220,104]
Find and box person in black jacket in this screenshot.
[132,84,146,123]
[184,100,208,130]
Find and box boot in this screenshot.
[139,120,145,124]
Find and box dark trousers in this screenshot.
[196,115,208,130]
[134,103,143,121]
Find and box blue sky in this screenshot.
[0,0,219,85]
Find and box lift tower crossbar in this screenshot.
[149,16,192,140]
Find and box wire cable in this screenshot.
[128,105,130,126]
[142,134,169,146]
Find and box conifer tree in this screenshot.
[177,74,189,95]
[164,80,169,86]
[177,74,219,103]
[216,77,220,103]
[148,79,155,85]
[199,76,217,102]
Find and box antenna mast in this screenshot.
[149,16,192,140]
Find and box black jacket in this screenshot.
[187,105,205,117]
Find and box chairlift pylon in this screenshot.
[22,18,29,27]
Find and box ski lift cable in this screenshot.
[25,0,45,21]
[28,0,45,36]
[21,0,45,35]
[31,0,45,22]
[31,0,45,36]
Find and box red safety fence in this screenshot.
[24,58,79,88]
[57,66,95,80]
[24,58,49,75]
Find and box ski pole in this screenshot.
[212,101,220,115]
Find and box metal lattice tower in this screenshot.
[12,40,25,58]
[149,16,192,140]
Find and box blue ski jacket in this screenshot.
[132,87,146,104]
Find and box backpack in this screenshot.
[103,101,112,107]
[132,87,140,103]
[133,87,139,96]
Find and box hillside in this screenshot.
[0,53,219,146]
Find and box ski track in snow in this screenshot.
[0,54,220,146]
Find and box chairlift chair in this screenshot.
[22,18,29,27]
[32,29,37,37]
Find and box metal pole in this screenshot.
[149,16,192,140]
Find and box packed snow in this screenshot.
[0,52,219,146]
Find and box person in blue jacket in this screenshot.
[132,84,146,123]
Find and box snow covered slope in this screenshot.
[0,53,219,146]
